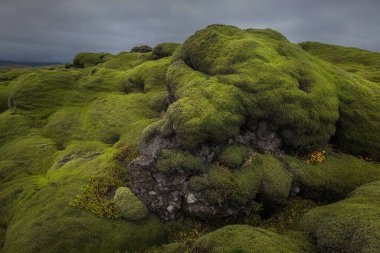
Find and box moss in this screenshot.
[0,85,10,113]
[113,187,149,221]
[146,242,190,253]
[157,149,208,174]
[1,146,166,253]
[152,42,180,59]
[0,135,57,176]
[189,154,291,209]
[284,152,380,200]
[41,107,84,148]
[0,111,30,146]
[70,176,122,219]
[155,24,340,151]
[245,154,292,206]
[130,45,152,53]
[99,52,152,71]
[333,73,380,160]
[123,57,170,94]
[144,24,380,160]
[300,41,380,83]
[217,144,250,168]
[73,52,111,68]
[82,93,162,146]
[78,67,126,92]
[190,164,250,207]
[7,69,83,121]
[300,180,380,252]
[192,225,316,253]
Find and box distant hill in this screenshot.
[0,60,61,68]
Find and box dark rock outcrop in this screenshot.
[128,122,285,220]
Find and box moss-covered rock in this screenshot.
[152,42,180,59]
[300,180,380,252]
[73,52,112,68]
[131,45,152,53]
[147,24,380,160]
[157,149,208,174]
[113,187,149,221]
[192,225,316,253]
[217,144,250,168]
[285,152,380,200]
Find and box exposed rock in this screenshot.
[128,121,286,220]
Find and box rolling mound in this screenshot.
[0,24,379,253]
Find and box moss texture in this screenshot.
[189,154,291,209]
[300,180,380,252]
[113,187,149,221]
[153,42,180,59]
[217,144,250,168]
[73,52,112,68]
[285,152,380,200]
[157,149,208,174]
[300,41,380,83]
[149,24,380,160]
[192,225,316,253]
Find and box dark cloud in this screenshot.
[0,0,379,62]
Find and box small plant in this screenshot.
[306,150,326,164]
[70,175,123,219]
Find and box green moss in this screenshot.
[156,24,340,151]
[99,52,152,71]
[0,111,30,146]
[152,42,180,59]
[217,144,250,168]
[78,67,126,92]
[333,73,380,160]
[145,24,380,160]
[189,154,291,209]
[123,57,170,94]
[300,41,380,83]
[131,45,152,53]
[245,154,292,205]
[70,176,122,219]
[82,93,162,146]
[0,85,10,113]
[190,164,250,206]
[157,149,208,174]
[192,225,316,253]
[0,135,57,176]
[41,107,83,148]
[73,52,112,68]
[113,187,149,221]
[285,152,380,200]
[146,242,190,253]
[7,69,83,121]
[1,145,166,253]
[300,180,380,252]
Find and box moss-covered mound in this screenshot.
[300,180,380,252]
[73,52,112,68]
[153,42,180,59]
[149,24,380,159]
[192,225,316,253]
[285,152,380,200]
[300,41,380,83]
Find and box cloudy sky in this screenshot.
[1,0,379,63]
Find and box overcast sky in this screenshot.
[1,0,379,63]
